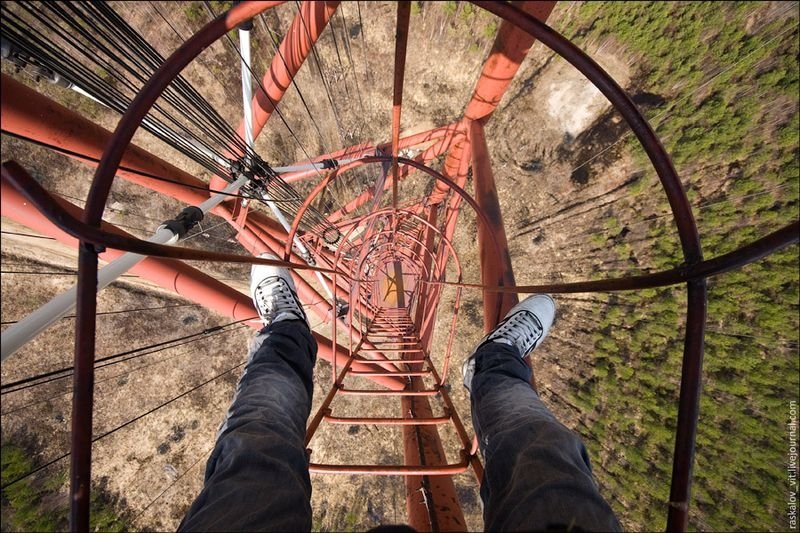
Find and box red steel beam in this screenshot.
[401,382,468,532]
[2,69,382,367]
[463,1,557,122]
[390,2,411,210]
[459,2,557,392]
[1,73,356,330]
[0,170,404,390]
[1,176,250,320]
[0,74,208,205]
[469,119,518,331]
[402,208,467,531]
[434,0,554,290]
[233,1,339,147]
[0,75,307,254]
[427,125,470,208]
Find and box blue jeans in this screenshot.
[180,323,619,531]
[470,342,620,531]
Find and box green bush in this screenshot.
[1,444,129,532]
[569,3,799,530]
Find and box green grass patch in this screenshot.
[1,444,129,532]
[563,2,799,530]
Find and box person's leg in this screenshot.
[180,255,316,532]
[464,296,620,531]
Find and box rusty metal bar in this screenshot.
[284,156,506,267]
[305,336,368,446]
[280,122,462,184]
[6,158,795,296]
[70,246,97,531]
[464,1,557,121]
[391,2,411,210]
[340,388,439,397]
[426,356,485,481]
[356,358,426,363]
[324,415,450,426]
[403,374,467,531]
[348,370,429,377]
[309,460,469,476]
[473,1,703,264]
[668,279,708,530]
[470,119,519,332]
[420,221,798,294]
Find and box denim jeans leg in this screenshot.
[179,320,317,532]
[470,342,620,531]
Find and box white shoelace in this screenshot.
[486,310,543,355]
[254,277,304,323]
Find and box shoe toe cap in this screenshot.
[523,294,556,330]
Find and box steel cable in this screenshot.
[0,317,255,394]
[0,325,248,417]
[0,358,247,490]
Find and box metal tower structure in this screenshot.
[1,1,798,531]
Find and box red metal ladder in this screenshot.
[304,307,481,477]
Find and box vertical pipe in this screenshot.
[463,1,557,122]
[390,2,411,209]
[667,279,708,531]
[469,120,518,331]
[70,247,98,531]
[239,24,256,152]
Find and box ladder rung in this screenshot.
[367,344,421,347]
[309,461,468,475]
[347,370,430,376]
[340,388,439,396]
[324,415,450,425]
[360,348,423,353]
[355,358,426,363]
